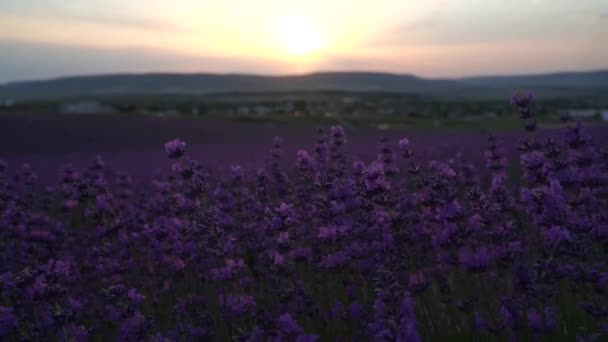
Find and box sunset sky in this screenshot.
[1,0,607,82]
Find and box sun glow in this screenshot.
[275,15,325,57]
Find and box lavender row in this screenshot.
[1,93,608,341]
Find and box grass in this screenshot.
[224,112,607,133]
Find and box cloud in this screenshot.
[369,15,442,47]
[1,2,200,35]
[56,13,200,34]
[398,17,441,33]
[0,39,292,83]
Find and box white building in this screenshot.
[236,106,250,116]
[0,99,14,108]
[342,97,357,105]
[146,109,179,117]
[61,101,114,114]
[566,109,601,119]
[253,105,270,116]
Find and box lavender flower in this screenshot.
[128,288,146,305]
[0,306,17,337]
[219,294,256,315]
[296,150,314,172]
[399,138,413,159]
[527,308,543,332]
[510,91,535,119]
[0,118,606,340]
[164,139,186,159]
[364,161,390,193]
[276,313,303,337]
[398,295,421,342]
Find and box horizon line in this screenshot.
[2,68,607,87]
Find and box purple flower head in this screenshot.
[527,308,543,332]
[474,312,487,331]
[277,202,295,220]
[596,223,608,239]
[441,200,463,220]
[510,91,535,119]
[345,241,367,259]
[67,296,84,311]
[400,295,416,319]
[0,306,17,337]
[219,294,256,315]
[27,229,55,243]
[269,251,286,267]
[429,160,456,178]
[128,288,146,305]
[543,226,572,246]
[317,225,342,242]
[373,292,389,322]
[272,136,283,147]
[23,274,48,299]
[352,160,366,175]
[364,161,390,193]
[164,139,186,159]
[330,125,346,146]
[277,313,303,337]
[522,151,546,167]
[597,273,608,291]
[210,258,245,281]
[458,246,491,271]
[500,305,517,329]
[549,179,564,198]
[288,247,312,262]
[398,295,421,342]
[331,301,346,320]
[63,199,79,210]
[296,150,314,171]
[95,194,112,211]
[231,164,244,180]
[348,301,364,321]
[173,257,186,271]
[468,214,484,231]
[408,271,428,293]
[544,307,557,332]
[399,138,414,158]
[329,200,346,215]
[295,335,319,342]
[277,231,290,244]
[319,251,349,270]
[119,311,148,341]
[189,327,208,339]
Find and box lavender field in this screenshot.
[1,95,608,341]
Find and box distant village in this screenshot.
[2,94,608,123]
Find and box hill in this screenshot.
[1,70,607,101]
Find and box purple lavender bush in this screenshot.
[1,95,608,341]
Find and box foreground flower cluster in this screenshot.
[1,95,608,341]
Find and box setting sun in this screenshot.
[275,15,325,57]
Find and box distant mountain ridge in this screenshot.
[1,70,607,100]
[459,70,608,88]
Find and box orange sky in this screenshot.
[1,0,607,82]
